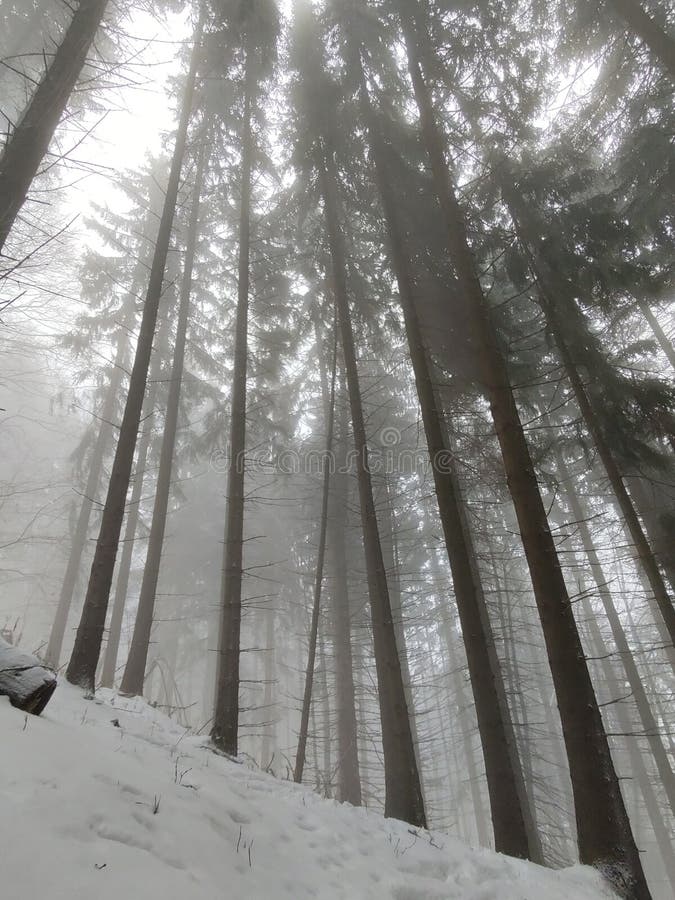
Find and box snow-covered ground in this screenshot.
[0,685,611,900]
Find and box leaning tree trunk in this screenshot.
[99,310,172,689]
[0,0,110,252]
[397,6,650,895]
[98,373,159,689]
[348,35,538,859]
[294,313,338,783]
[607,0,675,78]
[65,18,203,691]
[120,137,207,697]
[211,50,256,758]
[504,186,675,658]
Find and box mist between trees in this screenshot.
[210,432,457,477]
[1,1,674,899]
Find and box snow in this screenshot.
[0,685,612,900]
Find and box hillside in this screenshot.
[0,687,611,900]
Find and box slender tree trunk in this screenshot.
[120,137,207,697]
[318,633,332,796]
[504,188,675,655]
[329,388,362,806]
[260,605,276,769]
[397,7,649,894]
[0,0,110,252]
[98,378,157,689]
[65,19,203,691]
[295,316,338,783]
[607,0,675,77]
[380,475,425,798]
[315,140,425,826]
[212,50,256,756]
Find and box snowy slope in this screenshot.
[0,686,611,900]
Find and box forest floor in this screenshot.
[0,685,611,900]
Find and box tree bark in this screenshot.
[120,136,207,697]
[0,0,110,253]
[65,18,203,691]
[397,6,650,894]
[211,49,255,757]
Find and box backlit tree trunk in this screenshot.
[0,0,110,252]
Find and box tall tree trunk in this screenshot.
[98,311,172,689]
[316,142,425,827]
[344,32,535,856]
[295,315,338,783]
[98,376,158,689]
[65,19,203,691]
[296,3,424,826]
[329,385,362,806]
[211,47,256,757]
[380,475,426,804]
[397,7,650,894]
[504,187,675,655]
[607,0,675,77]
[0,0,110,253]
[120,137,207,697]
